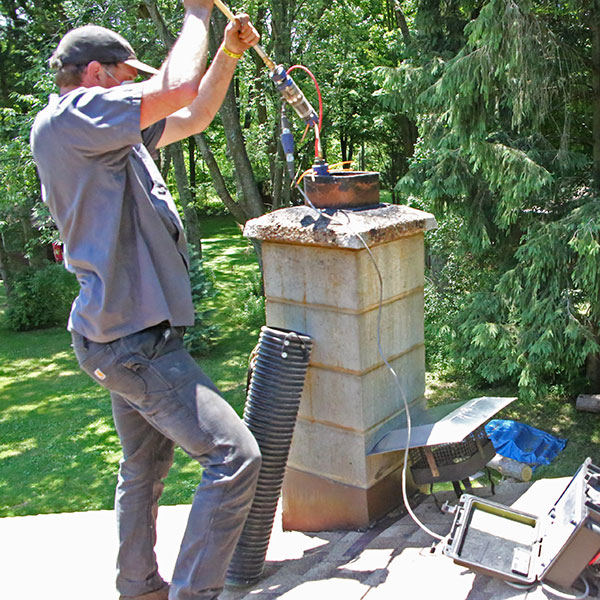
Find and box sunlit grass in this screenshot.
[198,216,263,414]
[0,216,262,516]
[426,369,600,481]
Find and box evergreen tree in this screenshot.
[378,0,600,398]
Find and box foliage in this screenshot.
[194,190,230,217]
[0,98,50,277]
[3,261,78,331]
[183,245,220,355]
[378,0,600,398]
[226,269,265,331]
[4,0,600,403]
[422,212,484,371]
[457,191,600,395]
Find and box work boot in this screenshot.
[120,584,170,600]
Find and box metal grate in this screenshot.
[409,424,495,485]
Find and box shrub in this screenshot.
[184,245,220,355]
[227,270,265,331]
[4,262,78,331]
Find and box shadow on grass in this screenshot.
[0,217,262,516]
[0,327,204,516]
[0,327,116,516]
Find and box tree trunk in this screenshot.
[159,148,172,181]
[210,14,265,219]
[341,129,350,163]
[395,2,412,44]
[591,0,600,190]
[587,353,600,393]
[188,137,196,200]
[193,133,249,225]
[271,148,285,210]
[220,87,265,217]
[0,232,13,297]
[168,142,202,253]
[269,1,295,209]
[142,0,175,46]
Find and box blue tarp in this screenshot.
[484,419,567,471]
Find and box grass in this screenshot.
[1,215,599,516]
[198,216,263,415]
[426,371,600,481]
[0,216,262,517]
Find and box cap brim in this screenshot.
[124,58,160,76]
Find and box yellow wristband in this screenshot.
[222,46,243,60]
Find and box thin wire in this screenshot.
[296,184,445,541]
[505,581,536,590]
[295,161,357,189]
[328,161,355,170]
[299,124,310,144]
[296,167,315,187]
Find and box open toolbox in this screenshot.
[443,458,600,589]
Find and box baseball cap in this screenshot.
[50,25,160,75]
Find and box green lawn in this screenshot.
[0,216,262,516]
[199,216,263,414]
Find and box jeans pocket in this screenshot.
[78,343,147,397]
[130,348,202,395]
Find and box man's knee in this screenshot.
[202,420,261,487]
[230,422,262,480]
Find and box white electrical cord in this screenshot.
[296,184,446,541]
[539,577,590,600]
[505,576,591,600]
[504,581,535,590]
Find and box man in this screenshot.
[30,2,262,599]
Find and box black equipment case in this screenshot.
[443,458,600,588]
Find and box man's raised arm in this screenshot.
[156,14,259,148]
[140,0,214,130]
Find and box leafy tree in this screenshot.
[378,0,600,398]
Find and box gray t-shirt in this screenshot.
[30,84,195,342]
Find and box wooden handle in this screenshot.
[213,0,276,71]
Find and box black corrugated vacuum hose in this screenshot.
[226,326,313,586]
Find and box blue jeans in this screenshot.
[72,324,261,600]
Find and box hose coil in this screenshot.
[226,325,313,586]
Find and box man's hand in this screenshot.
[223,14,259,57]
